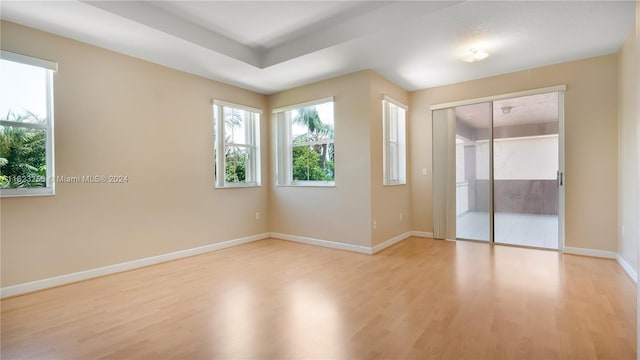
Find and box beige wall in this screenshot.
[268,71,372,246]
[618,27,639,274]
[1,20,630,289]
[410,55,620,252]
[0,21,269,287]
[368,72,411,246]
[408,93,434,234]
[267,71,412,247]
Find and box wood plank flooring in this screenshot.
[1,238,636,359]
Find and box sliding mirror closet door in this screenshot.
[454,103,492,242]
[492,93,560,249]
[433,88,564,249]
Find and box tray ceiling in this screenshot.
[1,1,635,94]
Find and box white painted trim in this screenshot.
[272,96,334,113]
[410,231,434,238]
[430,85,567,110]
[0,233,270,298]
[213,99,262,114]
[382,95,408,110]
[0,187,54,197]
[616,254,639,283]
[269,232,372,254]
[563,247,617,259]
[557,91,565,252]
[276,181,335,187]
[372,232,412,254]
[1,50,58,71]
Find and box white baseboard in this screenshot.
[269,232,372,254]
[372,232,412,254]
[410,231,434,238]
[563,247,617,259]
[9,232,626,298]
[616,254,639,283]
[0,233,270,298]
[270,231,416,255]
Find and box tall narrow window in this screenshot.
[274,97,335,186]
[0,51,56,197]
[213,101,261,188]
[382,96,407,185]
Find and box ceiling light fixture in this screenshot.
[501,106,513,114]
[462,48,489,63]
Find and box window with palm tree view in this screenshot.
[213,101,261,188]
[274,98,335,186]
[0,52,56,197]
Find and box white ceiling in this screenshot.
[493,93,559,127]
[456,92,560,129]
[0,1,635,95]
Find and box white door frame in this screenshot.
[430,84,567,251]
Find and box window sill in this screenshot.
[215,183,261,189]
[0,187,55,197]
[383,182,406,187]
[277,181,335,188]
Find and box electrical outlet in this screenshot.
[255,212,261,220]
[373,220,377,230]
[422,167,428,176]
[399,212,403,221]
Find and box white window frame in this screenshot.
[382,95,407,185]
[213,100,262,188]
[0,50,57,197]
[274,97,335,187]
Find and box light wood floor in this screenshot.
[1,238,636,359]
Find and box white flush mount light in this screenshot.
[462,48,490,63]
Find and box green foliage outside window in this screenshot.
[0,111,47,189]
[225,148,247,183]
[291,107,334,181]
[219,107,252,184]
[292,145,334,181]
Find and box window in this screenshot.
[274,97,335,186]
[0,51,57,197]
[382,96,407,185]
[213,101,261,188]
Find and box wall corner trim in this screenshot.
[563,247,617,259]
[0,233,271,299]
[616,254,639,283]
[269,232,372,254]
[410,231,435,238]
[372,232,413,254]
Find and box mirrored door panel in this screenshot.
[492,93,560,249]
[432,90,563,249]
